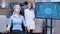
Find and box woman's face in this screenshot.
[28,3,32,9]
[14,6,20,13]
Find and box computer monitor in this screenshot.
[35,2,60,19]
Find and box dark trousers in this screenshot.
[27,29,33,34]
[10,30,23,34]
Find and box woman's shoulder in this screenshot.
[10,15,15,18]
[25,9,34,11]
[24,9,29,11]
[20,15,24,18]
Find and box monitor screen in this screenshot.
[35,2,60,19]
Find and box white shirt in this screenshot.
[24,9,35,29]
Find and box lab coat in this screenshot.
[24,9,35,29]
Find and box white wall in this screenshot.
[51,0,60,2]
[42,0,51,2]
[0,15,8,33]
[55,20,60,34]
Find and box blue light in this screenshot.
[35,2,60,19]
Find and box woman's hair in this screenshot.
[24,1,28,5]
[13,5,21,10]
[19,3,24,7]
[13,5,21,15]
[28,2,33,9]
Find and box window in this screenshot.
[1,0,6,8]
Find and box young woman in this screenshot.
[24,2,35,34]
[6,5,27,34]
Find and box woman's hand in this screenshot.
[27,27,30,32]
[6,28,10,33]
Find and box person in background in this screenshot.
[24,2,35,34]
[6,5,27,34]
[20,1,28,16]
[22,1,28,11]
[20,1,28,34]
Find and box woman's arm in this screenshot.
[33,10,35,21]
[24,9,29,26]
[7,18,12,29]
[24,9,31,32]
[22,16,27,27]
[6,17,12,33]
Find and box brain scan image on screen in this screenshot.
[45,8,52,14]
[35,2,60,19]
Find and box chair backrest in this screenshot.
[10,2,20,10]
